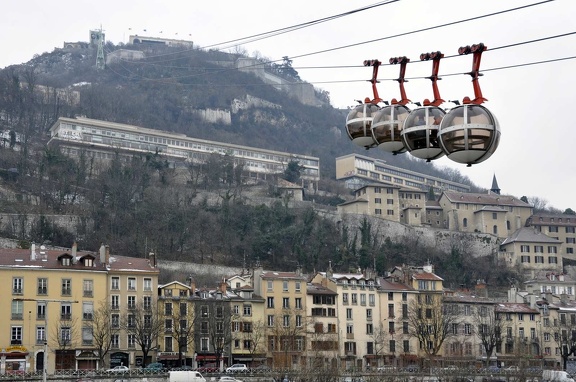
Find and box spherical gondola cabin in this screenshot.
[371,100,410,154]
[438,102,500,166]
[401,105,446,161]
[345,99,381,149]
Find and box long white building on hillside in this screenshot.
[48,116,320,186]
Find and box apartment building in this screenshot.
[157,281,195,368]
[499,227,564,274]
[310,268,379,371]
[335,154,470,195]
[527,213,576,260]
[0,244,107,374]
[252,267,308,369]
[306,282,339,369]
[338,183,427,225]
[0,243,158,374]
[438,191,533,239]
[103,248,159,369]
[48,116,320,186]
[377,276,419,369]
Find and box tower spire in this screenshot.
[490,173,500,195]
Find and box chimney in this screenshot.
[105,245,110,265]
[220,279,227,293]
[149,252,156,267]
[326,261,333,279]
[187,275,196,294]
[31,243,36,261]
[99,244,106,264]
[72,242,77,258]
[475,279,488,298]
[561,293,568,305]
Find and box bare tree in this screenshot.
[121,300,164,368]
[268,308,309,369]
[473,305,504,367]
[52,316,78,370]
[169,300,197,367]
[90,300,119,369]
[242,319,267,363]
[408,294,456,358]
[207,301,234,371]
[551,312,576,370]
[368,322,388,367]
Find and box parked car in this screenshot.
[197,363,218,373]
[219,377,243,382]
[404,364,420,373]
[503,366,520,372]
[253,364,272,373]
[106,366,129,373]
[377,366,396,373]
[146,362,165,370]
[226,364,248,373]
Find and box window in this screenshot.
[535,245,544,253]
[403,321,409,334]
[164,302,172,315]
[62,279,72,296]
[463,218,468,228]
[37,302,46,320]
[11,326,23,344]
[61,327,71,342]
[267,281,273,291]
[283,297,290,309]
[61,303,72,320]
[366,309,372,319]
[295,297,302,309]
[128,334,136,348]
[342,293,349,304]
[464,324,471,335]
[403,340,410,353]
[267,297,275,308]
[111,295,120,310]
[520,245,530,253]
[283,315,290,327]
[389,321,395,333]
[366,324,373,334]
[375,198,382,204]
[346,308,353,320]
[535,256,544,263]
[388,304,395,318]
[112,314,120,328]
[567,248,574,254]
[83,279,93,297]
[346,324,353,334]
[549,226,558,233]
[351,293,358,305]
[548,246,558,254]
[375,209,382,215]
[389,340,396,353]
[369,294,376,306]
[387,209,394,215]
[82,327,93,345]
[37,278,48,295]
[521,256,531,263]
[83,302,93,320]
[143,278,152,291]
[243,304,252,316]
[360,294,366,306]
[216,306,223,318]
[128,277,136,290]
[283,281,289,292]
[128,296,136,309]
[268,315,274,326]
[36,326,46,344]
[567,226,576,233]
[493,225,498,234]
[12,277,24,294]
[143,296,152,310]
[233,305,239,315]
[111,334,119,349]
[296,315,302,327]
[295,282,301,292]
[387,199,394,205]
[201,305,208,317]
[492,212,497,219]
[11,300,23,320]
[111,277,119,290]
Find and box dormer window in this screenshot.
[84,258,93,267]
[62,257,70,266]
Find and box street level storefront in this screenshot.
[0,346,29,375]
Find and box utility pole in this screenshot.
[13,298,79,382]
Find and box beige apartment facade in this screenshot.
[0,244,107,375]
[252,267,308,369]
[527,213,576,261]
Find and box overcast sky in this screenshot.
[2,0,575,211]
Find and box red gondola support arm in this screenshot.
[420,51,445,107]
[363,59,383,105]
[389,56,411,106]
[458,43,488,104]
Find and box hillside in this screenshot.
[0,40,522,289]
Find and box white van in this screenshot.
[169,370,207,382]
[542,370,575,382]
